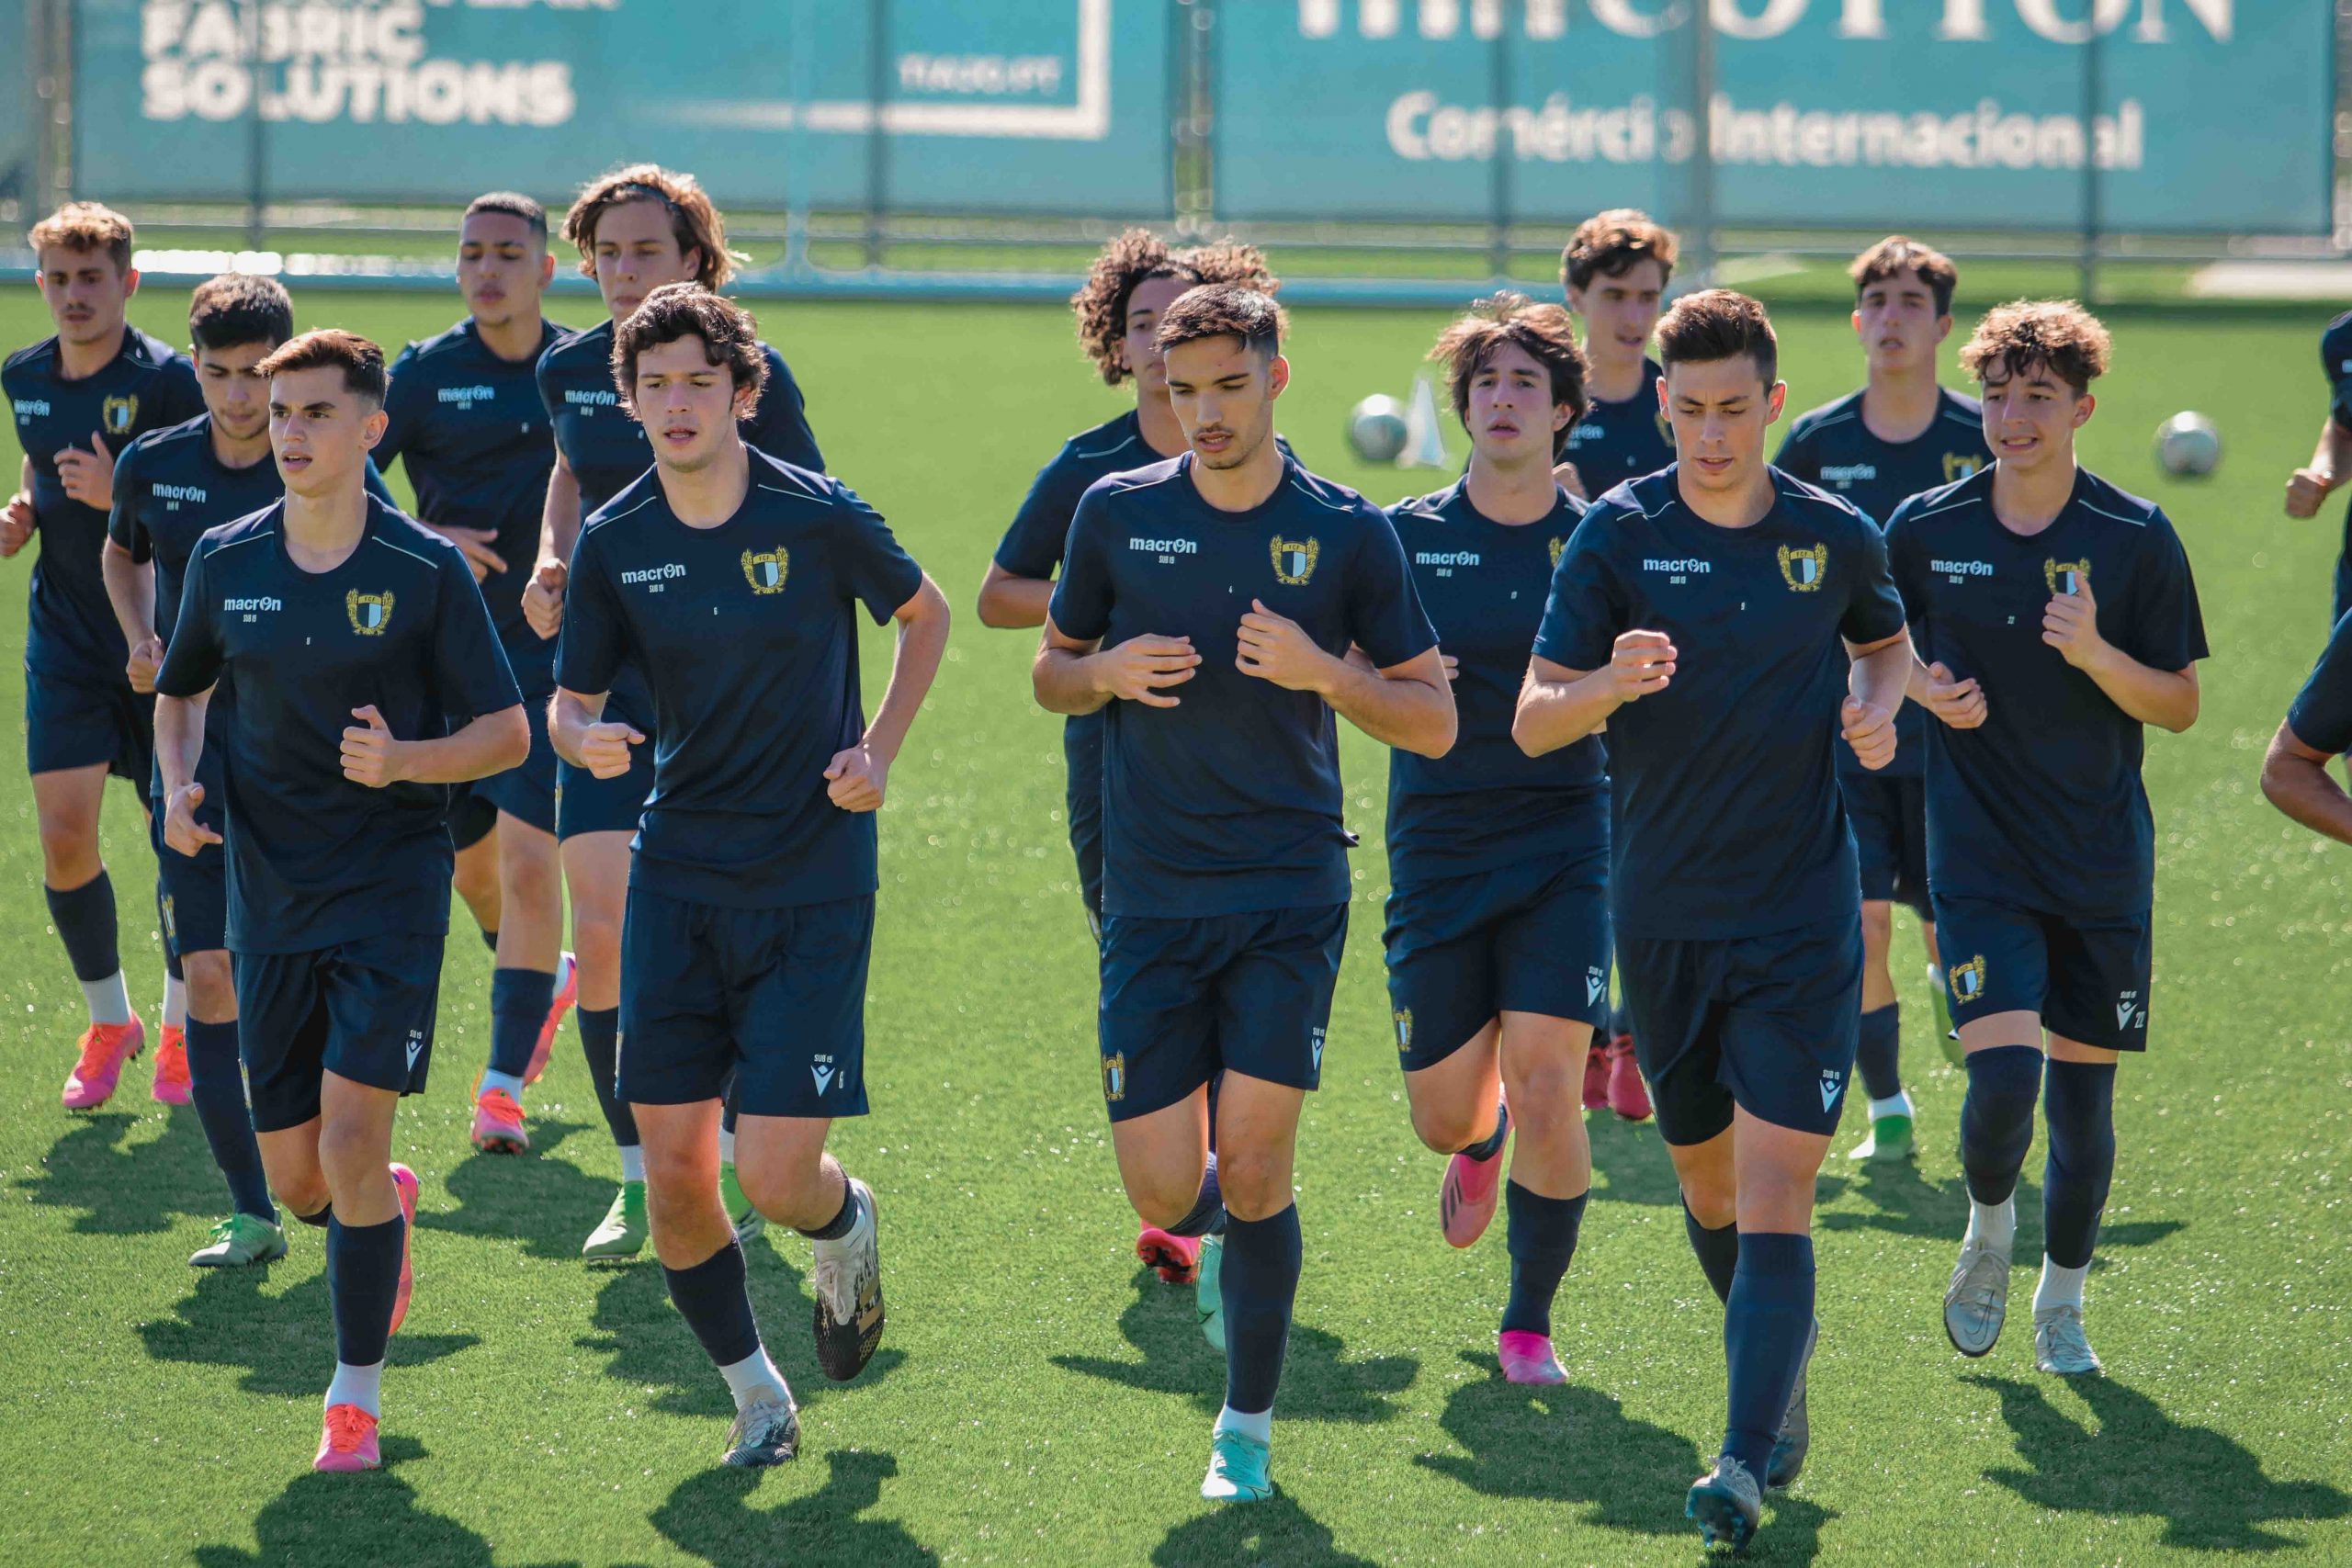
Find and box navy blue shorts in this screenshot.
[234,932,444,1133]
[1385,852,1611,1072]
[447,783,498,852]
[556,746,653,840]
[1841,770,1930,917]
[26,663,150,781]
[1097,902,1347,1122]
[618,886,874,1118]
[1931,894,2152,1052]
[150,792,227,957]
[1618,912,1864,1145]
[1066,716,1104,932]
[476,684,557,835]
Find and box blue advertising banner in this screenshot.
[72,0,1171,217]
[1213,0,2331,236]
[2,0,33,201]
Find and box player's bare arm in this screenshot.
[825,572,951,814]
[1842,628,1912,771]
[524,455,581,640]
[2284,414,2352,518]
[976,561,1056,629]
[1512,632,1677,756]
[153,684,219,856]
[2260,721,2352,846]
[1035,616,1199,716]
[1910,652,1987,728]
[2041,574,2199,732]
[548,686,639,779]
[99,536,162,694]
[1235,599,1453,757]
[341,703,528,789]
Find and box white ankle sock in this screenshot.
[2034,1258,2089,1314]
[325,1359,384,1416]
[1870,1090,1914,1122]
[1965,1195,2016,1254]
[477,1067,524,1100]
[163,975,187,1031]
[618,1145,645,1183]
[1215,1404,1272,1446]
[717,1347,789,1412]
[80,972,132,1028]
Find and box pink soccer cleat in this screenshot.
[389,1162,420,1336]
[1439,1104,1510,1248]
[62,1019,146,1111]
[314,1403,381,1472]
[1581,1043,1611,1112]
[1605,1037,1653,1123]
[1137,1226,1202,1285]
[1498,1329,1568,1385]
[523,952,577,1087]
[470,1086,529,1155]
[151,1023,191,1106]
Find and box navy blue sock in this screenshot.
[45,872,119,982]
[576,1006,637,1147]
[2041,1059,2118,1269]
[487,966,556,1080]
[184,1018,274,1221]
[157,886,183,981]
[1220,1204,1303,1416]
[1857,1003,1902,1101]
[1500,1183,1587,1337]
[293,1204,332,1228]
[1683,1201,1739,1305]
[1723,1231,1815,1475]
[325,1211,405,1368]
[797,1174,857,1240]
[1166,1155,1225,1238]
[1205,1071,1222,1157]
[1459,1100,1510,1162]
[662,1241,761,1368]
[1961,1044,2043,1206]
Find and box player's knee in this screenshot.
[503,841,561,913]
[1678,1170,1737,1230]
[1406,1092,1483,1156]
[570,904,624,973]
[313,1118,386,1190]
[1504,1067,1584,1153]
[37,823,101,885]
[736,1156,826,1228]
[182,951,236,1021]
[1860,900,1894,961]
[1216,1148,1292,1222]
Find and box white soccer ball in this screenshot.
[2155,412,2221,478]
[1349,394,1410,465]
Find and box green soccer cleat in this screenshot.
[1845,1112,1915,1165]
[720,1164,764,1245]
[189,1213,288,1269]
[1201,1427,1273,1503]
[1195,1232,1226,1353]
[582,1179,647,1260]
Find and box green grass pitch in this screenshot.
[0,277,2347,1565]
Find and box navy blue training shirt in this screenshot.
[153,494,523,953]
[2288,608,2352,756]
[1777,387,1993,780]
[555,446,923,910]
[379,316,571,685]
[1534,465,1908,940]
[2317,310,2352,613]
[1560,358,1673,493]
[1385,479,1605,885]
[1886,465,2208,919]
[1049,452,1438,919]
[4,326,204,679]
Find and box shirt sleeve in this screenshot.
[1882,502,1925,623]
[993,454,1081,580]
[1773,420,1819,482]
[750,349,826,473]
[1046,489,1115,643]
[153,356,207,427]
[361,458,398,508]
[1531,509,1624,670]
[1838,513,1908,645]
[2288,612,2352,756]
[1345,508,1437,671]
[553,526,627,697]
[154,547,224,696]
[2324,319,2352,432]
[106,438,152,561]
[827,483,924,625]
[375,345,421,473]
[2117,516,2210,672]
[432,545,523,718]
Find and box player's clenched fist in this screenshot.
[524,558,568,641]
[2286,466,2334,519]
[1920,660,1986,729]
[2041,571,2109,671]
[1604,629,1677,704]
[164,782,222,857]
[54,431,114,510]
[125,634,164,695]
[1091,632,1200,707]
[1841,696,1897,771]
[824,740,890,813]
[0,491,34,558]
[1236,600,1331,692]
[578,719,644,780]
[340,705,410,788]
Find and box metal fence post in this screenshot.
[866,0,888,270]
[33,0,72,212]
[1488,8,1511,280]
[243,0,267,251]
[1684,1,1716,289]
[2079,17,2103,303]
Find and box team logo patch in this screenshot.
[741,546,789,594]
[1942,452,1983,483]
[345,589,394,635]
[1270,536,1320,586]
[1585,966,1607,1008]
[1102,1052,1125,1102]
[100,394,138,437]
[1548,536,1566,570]
[2044,558,2090,596]
[1819,1069,1845,1113]
[159,895,176,944]
[1950,955,1987,1004]
[1778,543,1827,592]
[1393,1009,1413,1055]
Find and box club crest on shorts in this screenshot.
[1950,955,1987,1004]
[345,589,394,635]
[101,394,138,437]
[1548,536,1566,570]
[1270,536,1319,586]
[1102,1052,1125,1102]
[1393,1009,1412,1054]
[2044,558,2090,596]
[159,895,176,944]
[1778,543,1827,592]
[741,546,789,595]
[1942,452,1983,483]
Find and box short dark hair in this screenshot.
[256,329,388,406]
[464,191,548,239]
[1154,284,1287,359]
[1657,288,1779,389]
[1960,299,2111,397]
[1562,209,1678,294]
[564,164,744,292]
[1851,235,1959,317]
[1432,293,1589,459]
[610,282,769,417]
[188,274,293,353]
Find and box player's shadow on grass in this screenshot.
[1815,1165,2186,1256]
[650,1450,935,1566]
[1970,1372,2350,1552]
[139,1266,476,1399]
[420,1116,620,1260]
[580,1248,905,1418]
[1153,1495,1381,1567]
[191,1435,582,1568]
[1585,1113,1684,1209]
[19,1109,232,1235]
[1049,1265,1416,1423]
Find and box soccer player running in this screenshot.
[1891,303,2206,1382]
[1384,296,1604,1387]
[1775,237,1994,1163]
[1516,290,1911,1551]
[976,230,1281,1288]
[1555,208,1679,1122]
[1037,285,1453,1503]
[2262,616,2352,843]
[551,285,948,1467]
[2282,307,2352,622]
[377,192,578,1158]
[3,202,204,1110]
[529,164,822,1257]
[153,331,528,1472]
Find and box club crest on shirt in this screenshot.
[1102,1052,1125,1102]
[1949,955,1987,1004]
[741,546,789,594]
[2044,558,2090,596]
[345,589,394,635]
[1393,1009,1413,1054]
[1778,543,1827,592]
[1548,536,1566,570]
[1270,536,1319,586]
[1942,452,1983,483]
[101,394,138,437]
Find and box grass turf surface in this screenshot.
[0,278,2348,1566]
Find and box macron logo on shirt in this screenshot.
[1415,550,1479,568]
[154,483,207,503]
[1819,463,1877,484]
[565,389,619,408]
[223,596,281,612]
[620,563,687,586]
[437,385,498,407]
[1642,558,1711,574]
[1129,536,1198,561]
[13,398,50,419]
[1932,558,1996,578]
